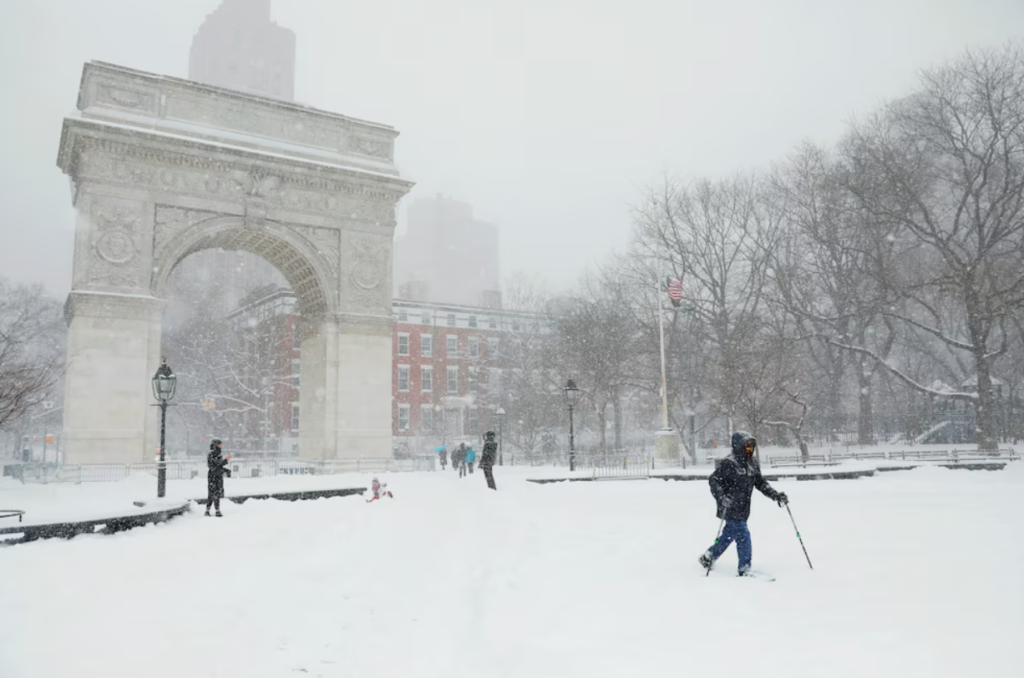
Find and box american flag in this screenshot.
[666,277,683,307]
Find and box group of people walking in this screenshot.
[439,432,497,490]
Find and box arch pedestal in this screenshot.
[57,62,413,464]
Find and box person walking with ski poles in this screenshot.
[480,430,498,490]
[699,432,787,576]
[205,438,232,517]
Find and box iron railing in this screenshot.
[4,455,438,485]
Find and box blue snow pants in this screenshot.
[708,520,751,573]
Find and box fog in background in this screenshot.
[2,0,1024,296]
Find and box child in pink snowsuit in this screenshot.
[369,477,393,501]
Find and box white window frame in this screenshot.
[469,315,478,328]
[447,366,459,394]
[488,338,499,359]
[469,336,479,358]
[291,402,300,432]
[421,404,434,432]
[398,309,408,322]
[398,404,410,431]
[447,335,458,358]
[421,311,432,325]
[398,365,410,392]
[447,313,457,327]
[421,334,433,358]
[421,365,433,393]
[398,332,410,356]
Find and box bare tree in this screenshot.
[840,46,1024,451]
[0,279,65,432]
[632,174,782,433]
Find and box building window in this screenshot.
[398,404,410,431]
[469,367,478,393]
[469,315,478,328]
[447,335,458,358]
[469,336,479,358]
[488,316,497,329]
[489,338,500,359]
[447,313,456,327]
[422,311,431,325]
[291,403,300,432]
[292,359,300,383]
[421,366,433,392]
[398,333,409,356]
[421,405,434,432]
[447,366,458,393]
[398,309,408,322]
[421,334,433,358]
[398,365,410,392]
[469,407,479,432]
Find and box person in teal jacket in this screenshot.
[465,445,477,474]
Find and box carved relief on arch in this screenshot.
[86,197,144,290]
[342,230,391,315]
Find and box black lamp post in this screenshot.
[563,378,581,471]
[151,359,177,498]
[495,406,506,466]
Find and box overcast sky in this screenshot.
[2,0,1024,297]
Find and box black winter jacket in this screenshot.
[708,432,780,521]
[207,448,231,498]
[480,440,497,468]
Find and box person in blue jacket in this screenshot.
[699,432,787,576]
[465,444,477,474]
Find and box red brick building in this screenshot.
[391,299,537,453]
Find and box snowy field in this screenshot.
[1,464,1021,678]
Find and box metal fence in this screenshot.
[3,455,438,484]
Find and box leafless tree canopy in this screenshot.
[0,279,65,432]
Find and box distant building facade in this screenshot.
[394,195,501,307]
[225,285,302,453]
[390,298,545,453]
[189,0,296,101]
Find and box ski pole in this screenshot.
[705,519,725,577]
[785,503,813,570]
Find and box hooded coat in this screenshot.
[207,445,231,499]
[708,432,780,521]
[480,437,497,469]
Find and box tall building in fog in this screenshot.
[173,0,292,316]
[394,196,501,308]
[189,0,296,101]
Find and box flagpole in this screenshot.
[657,277,670,430]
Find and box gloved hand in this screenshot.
[775,492,788,507]
[720,497,733,509]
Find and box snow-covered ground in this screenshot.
[1,464,1021,678]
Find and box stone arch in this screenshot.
[56,61,413,466]
[152,215,337,319]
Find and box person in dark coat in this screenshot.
[480,430,498,490]
[438,446,448,470]
[206,438,231,517]
[457,443,468,478]
[699,432,787,575]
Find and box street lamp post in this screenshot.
[563,378,581,472]
[495,406,506,466]
[151,359,177,498]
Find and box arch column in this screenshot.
[298,313,394,460]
